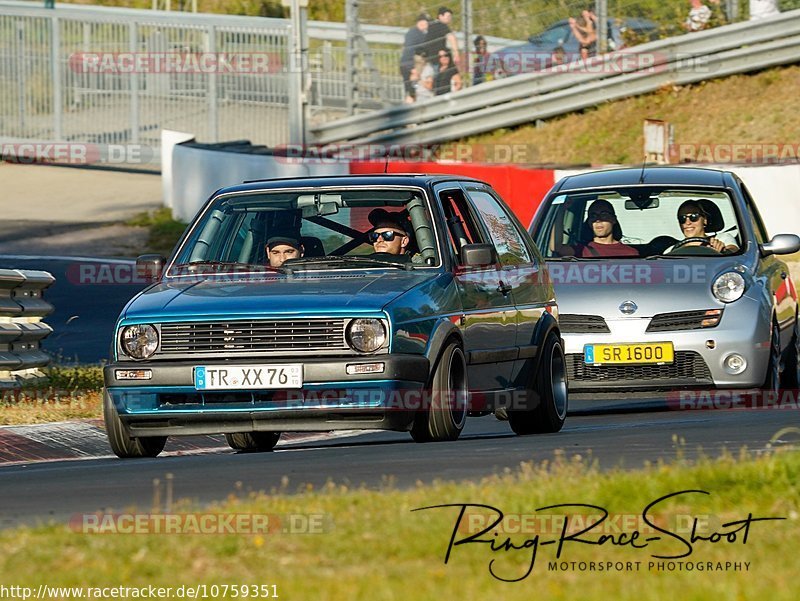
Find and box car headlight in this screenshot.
[712,272,746,303]
[346,319,386,353]
[121,324,159,359]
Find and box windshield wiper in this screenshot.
[174,261,284,273]
[283,256,413,272]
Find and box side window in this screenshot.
[465,188,533,266]
[740,183,769,244]
[438,188,485,264]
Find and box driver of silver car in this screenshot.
[667,199,738,253]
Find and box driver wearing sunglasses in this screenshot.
[368,210,412,260]
[669,200,738,253]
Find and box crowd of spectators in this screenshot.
[399,6,463,103]
[399,2,783,102]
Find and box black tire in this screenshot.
[780,316,799,390]
[410,342,468,442]
[103,389,167,458]
[225,432,281,452]
[508,331,568,435]
[762,320,781,394]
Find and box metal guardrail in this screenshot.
[311,10,800,146]
[0,268,55,388]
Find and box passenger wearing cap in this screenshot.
[552,199,637,257]
[576,199,638,257]
[368,210,412,261]
[265,235,304,268]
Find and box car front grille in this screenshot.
[157,319,348,356]
[566,351,713,387]
[559,314,611,334]
[646,310,723,332]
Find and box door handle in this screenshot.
[497,281,513,296]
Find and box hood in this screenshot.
[122,270,441,322]
[546,257,750,318]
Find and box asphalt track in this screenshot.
[1,256,798,530]
[1,407,797,528]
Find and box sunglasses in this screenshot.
[678,213,703,224]
[588,211,614,221]
[369,230,402,242]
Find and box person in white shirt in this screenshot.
[750,0,780,20]
[684,0,712,31]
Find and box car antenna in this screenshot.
[638,155,647,184]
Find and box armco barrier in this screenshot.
[0,269,55,389]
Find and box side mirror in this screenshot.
[136,254,166,282]
[460,243,496,267]
[760,234,800,257]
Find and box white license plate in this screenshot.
[194,365,302,391]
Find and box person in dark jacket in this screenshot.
[425,7,460,67]
[434,49,459,95]
[400,14,429,103]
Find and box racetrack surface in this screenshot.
[1,407,796,529]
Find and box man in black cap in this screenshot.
[265,235,304,268]
[368,209,411,260]
[425,7,460,68]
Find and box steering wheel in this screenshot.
[668,236,721,255]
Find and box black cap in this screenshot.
[438,6,453,16]
[266,235,302,250]
[368,209,408,233]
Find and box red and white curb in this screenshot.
[0,420,360,465]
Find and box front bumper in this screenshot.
[562,303,771,391]
[104,355,429,437]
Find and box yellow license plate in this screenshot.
[584,343,674,365]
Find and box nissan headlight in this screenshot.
[121,324,159,359]
[712,272,746,303]
[346,319,386,353]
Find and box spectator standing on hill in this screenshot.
[400,14,429,103]
[434,50,459,95]
[569,8,597,60]
[426,7,460,68]
[684,0,712,31]
[472,35,489,85]
[750,0,780,20]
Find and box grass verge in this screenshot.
[0,366,104,425]
[126,208,188,257]
[462,65,800,166]
[1,448,799,599]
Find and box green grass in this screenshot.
[0,366,104,425]
[127,208,188,257]
[462,65,800,166]
[2,448,799,598]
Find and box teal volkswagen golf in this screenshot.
[104,175,566,457]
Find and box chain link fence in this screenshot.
[1,0,796,153]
